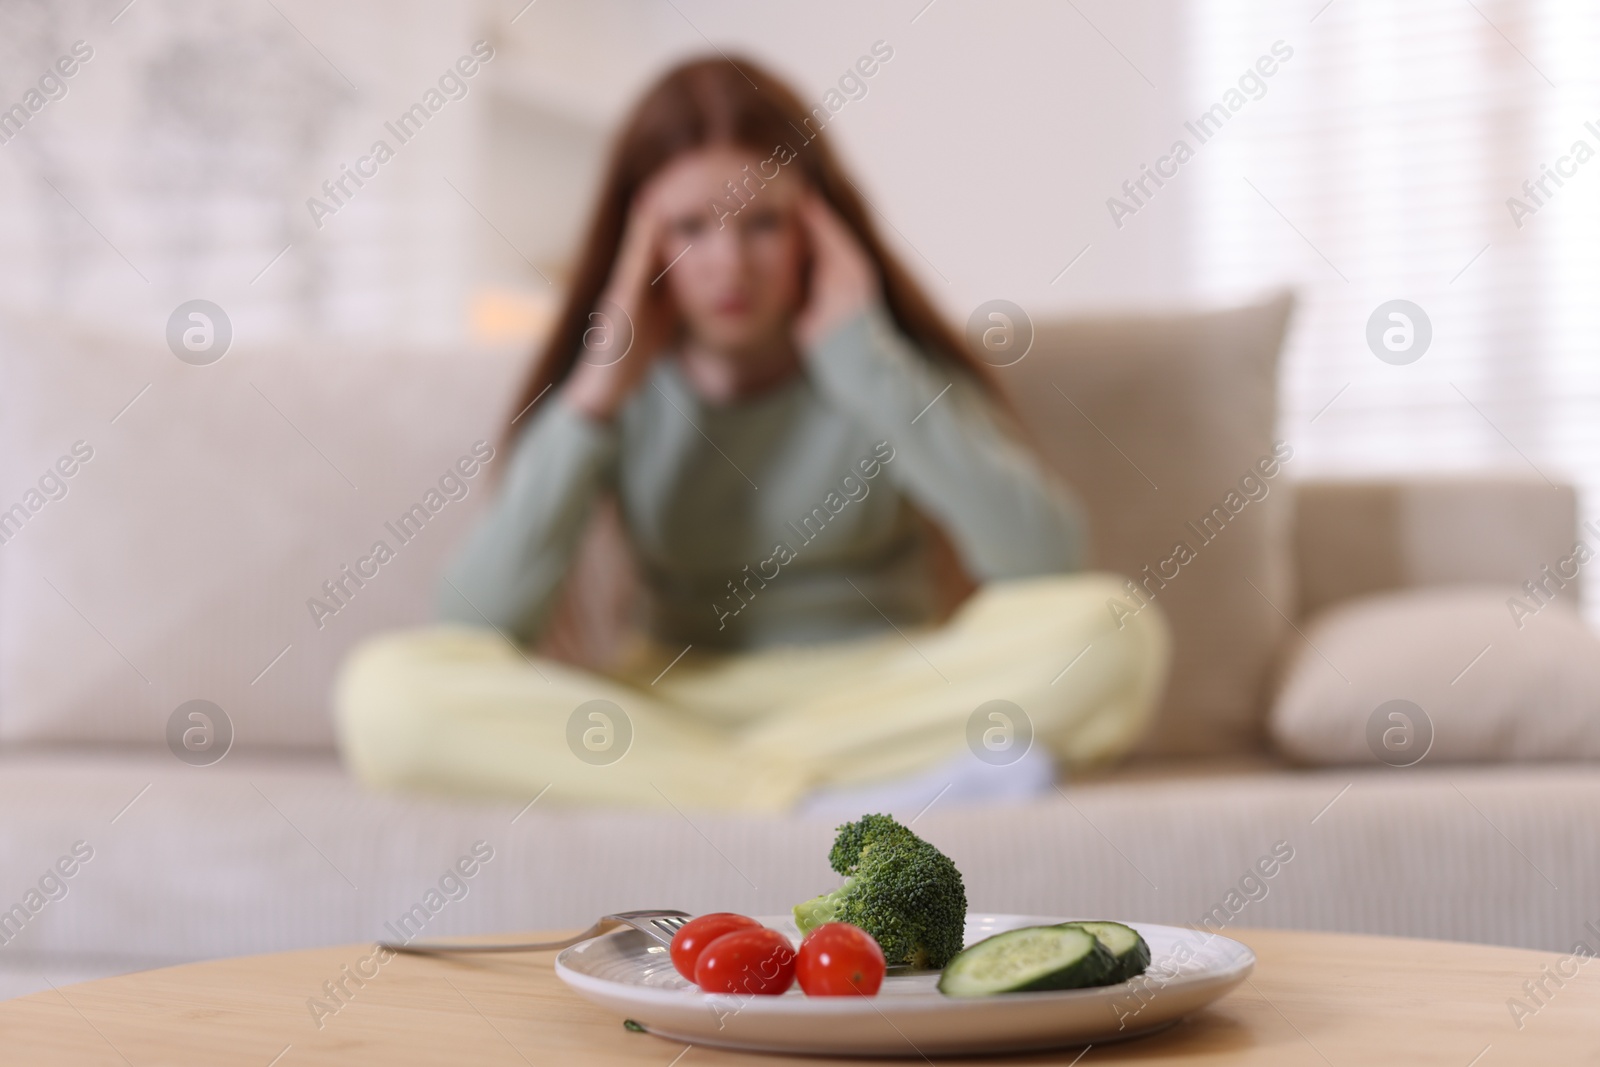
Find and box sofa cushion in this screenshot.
[0,315,525,750]
[999,291,1296,755]
[1270,585,1600,764]
[0,749,1593,995]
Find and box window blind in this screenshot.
[1188,0,1600,621]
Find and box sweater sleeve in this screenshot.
[436,391,620,643]
[804,302,1088,579]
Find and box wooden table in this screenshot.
[2,928,1596,1064]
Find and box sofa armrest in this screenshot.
[1291,476,1581,619]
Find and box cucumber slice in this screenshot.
[937,925,1117,997]
[1059,921,1151,983]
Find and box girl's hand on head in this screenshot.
[794,190,881,351]
[565,182,679,421]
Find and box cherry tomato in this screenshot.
[694,927,797,995]
[669,913,762,981]
[795,922,886,996]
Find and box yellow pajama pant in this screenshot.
[333,573,1169,812]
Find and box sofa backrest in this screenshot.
[0,314,523,752]
[2,295,1307,758]
[1291,477,1581,619]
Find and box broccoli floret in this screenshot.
[793,813,967,969]
[826,812,900,874]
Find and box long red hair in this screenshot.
[499,54,990,455]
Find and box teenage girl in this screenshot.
[334,56,1169,811]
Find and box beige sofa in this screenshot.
[1,294,1594,999]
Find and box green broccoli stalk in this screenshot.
[793,813,967,969]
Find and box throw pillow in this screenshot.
[1270,584,1600,764]
[999,290,1296,755]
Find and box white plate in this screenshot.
[555,913,1254,1057]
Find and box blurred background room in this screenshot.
[1,0,1598,1006]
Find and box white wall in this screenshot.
[0,0,1204,348]
[488,0,1201,324]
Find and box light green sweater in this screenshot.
[439,303,1087,649]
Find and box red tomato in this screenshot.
[669,913,762,981]
[693,927,797,995]
[795,923,886,996]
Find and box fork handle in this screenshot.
[379,919,618,956]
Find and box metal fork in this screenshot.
[379,909,691,957]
